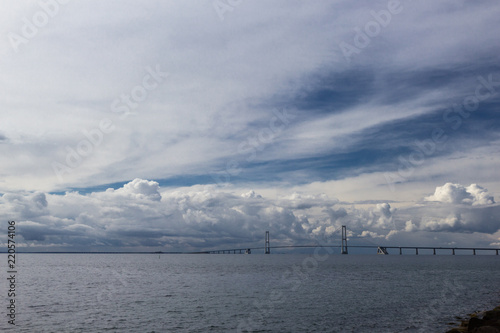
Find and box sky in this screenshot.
[1,0,500,252]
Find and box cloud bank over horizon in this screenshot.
[1,179,499,251]
[1,1,499,250]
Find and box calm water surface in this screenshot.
[1,254,498,332]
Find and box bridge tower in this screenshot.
[341,225,348,254]
[265,231,270,254]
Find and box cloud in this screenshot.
[1,180,499,251]
[416,207,500,234]
[385,229,398,240]
[0,179,348,250]
[0,1,498,196]
[110,178,162,201]
[2,192,49,219]
[374,203,394,228]
[278,192,337,210]
[397,183,500,234]
[420,215,461,232]
[465,184,496,205]
[18,221,49,241]
[241,190,262,199]
[360,230,384,239]
[404,220,418,232]
[425,183,495,205]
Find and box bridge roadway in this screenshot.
[206,245,500,255]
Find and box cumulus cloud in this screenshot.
[465,184,496,205]
[404,220,418,232]
[279,192,337,210]
[108,178,162,201]
[18,221,49,241]
[351,203,395,229]
[360,230,384,239]
[374,203,394,228]
[0,179,347,251]
[425,183,495,206]
[324,207,348,223]
[1,180,499,251]
[2,192,49,219]
[241,190,262,199]
[398,203,500,235]
[385,230,399,240]
[406,183,500,236]
[420,215,461,232]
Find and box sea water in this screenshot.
[0,253,498,332]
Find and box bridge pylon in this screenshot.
[341,225,348,254]
[265,231,270,254]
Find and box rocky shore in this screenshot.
[446,306,500,333]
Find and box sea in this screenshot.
[1,253,498,332]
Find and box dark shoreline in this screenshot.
[446,305,500,332]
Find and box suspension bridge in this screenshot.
[205,226,500,255]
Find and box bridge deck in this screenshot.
[207,245,500,255]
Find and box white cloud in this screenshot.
[420,215,460,232]
[385,229,399,240]
[278,192,337,210]
[425,183,495,206]
[241,190,262,199]
[360,230,383,238]
[0,179,348,250]
[404,220,417,232]
[425,183,472,204]
[1,180,499,250]
[465,184,495,205]
[374,203,394,228]
[111,178,162,201]
[0,1,499,195]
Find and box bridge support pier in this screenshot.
[497,250,499,255]
[416,248,418,255]
[452,249,455,255]
[473,249,476,255]
[433,248,436,255]
[377,247,388,255]
[399,247,402,255]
